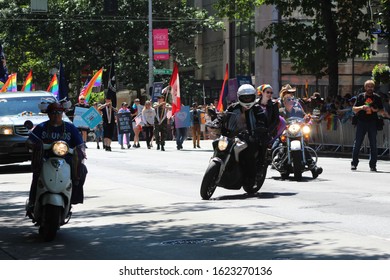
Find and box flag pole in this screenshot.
[148,0,154,91]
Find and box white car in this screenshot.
[0,91,71,164]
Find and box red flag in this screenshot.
[169,62,181,115]
[217,63,229,112]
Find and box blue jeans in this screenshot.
[352,120,378,168]
[176,127,188,148]
[118,132,131,146]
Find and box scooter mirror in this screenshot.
[24,120,34,130]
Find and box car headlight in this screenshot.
[302,125,311,134]
[52,141,69,156]
[0,126,14,135]
[218,137,228,151]
[287,123,301,135]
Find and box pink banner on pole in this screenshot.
[153,29,169,60]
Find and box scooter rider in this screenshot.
[215,84,270,187]
[26,101,87,216]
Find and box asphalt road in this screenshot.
[1,139,390,260]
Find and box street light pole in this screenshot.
[148,0,154,91]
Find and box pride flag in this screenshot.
[79,67,103,103]
[47,73,59,99]
[0,73,17,92]
[217,63,229,112]
[21,70,33,92]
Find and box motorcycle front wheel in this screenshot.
[200,161,220,200]
[39,204,61,242]
[292,150,303,181]
[252,163,268,192]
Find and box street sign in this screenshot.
[154,69,172,75]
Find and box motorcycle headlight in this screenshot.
[52,141,69,157]
[287,123,301,135]
[218,137,228,151]
[302,125,311,134]
[0,126,13,135]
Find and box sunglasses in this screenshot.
[285,98,294,102]
[265,91,273,94]
[48,110,63,115]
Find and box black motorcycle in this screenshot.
[271,116,321,180]
[200,132,267,200]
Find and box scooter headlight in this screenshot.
[287,123,301,136]
[52,141,69,157]
[218,137,229,151]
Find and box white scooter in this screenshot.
[25,121,73,241]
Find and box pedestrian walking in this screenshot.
[92,102,104,149]
[99,96,117,151]
[74,96,90,147]
[190,102,202,148]
[141,100,156,149]
[131,98,143,148]
[153,95,170,151]
[351,79,389,171]
[117,102,131,149]
[174,105,191,150]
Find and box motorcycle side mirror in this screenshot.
[24,120,34,130]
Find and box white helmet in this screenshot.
[237,84,256,109]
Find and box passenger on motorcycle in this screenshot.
[214,84,270,187]
[26,101,87,216]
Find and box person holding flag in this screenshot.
[153,92,171,151]
[74,95,90,146]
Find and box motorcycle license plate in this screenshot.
[290,140,301,151]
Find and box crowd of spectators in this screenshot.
[297,90,390,125]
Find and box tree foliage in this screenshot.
[215,0,375,96]
[0,0,222,101]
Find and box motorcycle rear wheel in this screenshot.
[200,161,219,200]
[243,183,261,194]
[39,205,61,242]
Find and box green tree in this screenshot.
[0,0,222,102]
[215,0,375,96]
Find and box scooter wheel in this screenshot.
[39,205,61,242]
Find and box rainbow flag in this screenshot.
[79,67,103,103]
[325,113,338,131]
[21,70,33,92]
[0,73,17,92]
[47,73,59,99]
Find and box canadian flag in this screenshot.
[169,62,181,115]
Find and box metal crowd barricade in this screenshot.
[310,115,343,152]
[310,117,390,159]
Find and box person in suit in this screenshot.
[99,96,117,151]
[153,94,171,151]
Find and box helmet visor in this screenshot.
[239,95,256,103]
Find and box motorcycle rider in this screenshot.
[26,101,87,217]
[278,84,323,175]
[213,84,270,188]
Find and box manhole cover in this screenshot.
[161,238,216,245]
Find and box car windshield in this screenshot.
[0,96,56,116]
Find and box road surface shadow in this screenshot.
[212,191,297,201]
[0,164,31,175]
